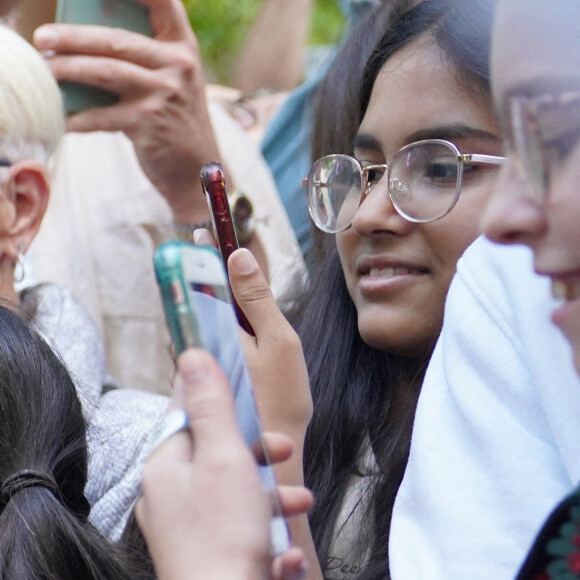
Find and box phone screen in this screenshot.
[154,241,291,555]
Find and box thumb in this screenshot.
[177,348,242,460]
[227,249,287,337]
[137,0,195,41]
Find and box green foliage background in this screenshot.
[184,0,345,84]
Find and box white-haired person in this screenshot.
[0,20,168,540]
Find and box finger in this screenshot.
[271,548,308,580]
[138,0,194,41]
[177,348,246,460]
[193,228,217,248]
[275,486,314,517]
[146,429,192,466]
[34,20,195,69]
[227,249,289,338]
[65,99,144,134]
[253,432,294,465]
[65,93,162,133]
[45,54,159,97]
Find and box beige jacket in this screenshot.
[28,100,307,395]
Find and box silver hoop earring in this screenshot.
[13,253,25,284]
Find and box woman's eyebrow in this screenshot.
[353,133,383,152]
[353,125,501,155]
[405,123,501,144]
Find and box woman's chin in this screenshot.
[552,298,580,376]
[356,306,440,356]
[358,323,435,356]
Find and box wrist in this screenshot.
[165,186,209,225]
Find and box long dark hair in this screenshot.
[0,304,146,579]
[300,1,495,578]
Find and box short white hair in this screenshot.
[0,23,64,165]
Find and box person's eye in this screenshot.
[424,160,458,182]
[544,128,580,166]
[366,166,386,183]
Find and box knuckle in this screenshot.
[173,53,196,79]
[108,35,131,58]
[159,75,182,97]
[188,395,222,423]
[236,278,272,304]
[139,98,161,118]
[206,446,252,473]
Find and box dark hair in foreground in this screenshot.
[300,1,495,578]
[0,304,147,579]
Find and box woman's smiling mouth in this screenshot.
[356,258,430,295]
[552,279,580,302]
[368,266,426,278]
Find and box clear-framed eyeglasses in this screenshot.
[506,89,580,202]
[303,138,506,233]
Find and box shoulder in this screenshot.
[87,387,169,541]
[20,283,106,419]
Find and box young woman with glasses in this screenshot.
[254,0,504,578]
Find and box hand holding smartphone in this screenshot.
[200,161,255,336]
[153,241,291,556]
[55,0,153,114]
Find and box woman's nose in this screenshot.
[350,177,415,237]
[481,160,547,245]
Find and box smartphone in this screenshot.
[154,241,291,555]
[55,0,153,115]
[200,161,255,336]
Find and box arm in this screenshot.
[232,0,314,93]
[227,248,323,580]
[136,349,312,580]
[32,0,267,263]
[33,0,213,224]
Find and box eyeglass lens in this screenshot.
[510,99,547,201]
[307,155,363,233]
[307,142,462,232]
[389,141,461,222]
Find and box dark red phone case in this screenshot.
[200,162,255,336]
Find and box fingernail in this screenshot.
[230,248,257,275]
[192,229,203,245]
[288,563,308,580]
[33,26,59,49]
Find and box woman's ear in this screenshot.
[3,160,50,251]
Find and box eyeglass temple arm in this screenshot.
[460,153,507,165]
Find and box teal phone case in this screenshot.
[153,240,205,356]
